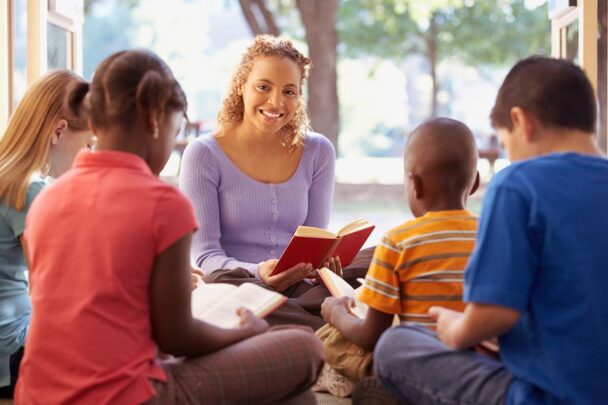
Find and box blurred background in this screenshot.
[11,0,605,245]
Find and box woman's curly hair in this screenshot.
[217,35,312,150]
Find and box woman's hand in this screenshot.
[321,296,353,325]
[324,256,343,277]
[310,256,343,284]
[237,308,269,336]
[258,259,312,291]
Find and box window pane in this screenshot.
[47,22,69,70]
[565,19,579,64]
[11,0,28,109]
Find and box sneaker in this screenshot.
[312,363,355,397]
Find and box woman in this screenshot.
[180,35,369,329]
[0,70,94,397]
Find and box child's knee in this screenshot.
[302,330,324,365]
[374,326,421,376]
[280,328,324,367]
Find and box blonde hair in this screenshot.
[217,35,312,150]
[0,70,88,211]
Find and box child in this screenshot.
[0,70,94,397]
[16,50,322,404]
[374,56,608,405]
[315,117,480,396]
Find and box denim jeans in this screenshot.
[374,325,513,405]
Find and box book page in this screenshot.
[191,283,237,321]
[294,225,337,239]
[317,268,368,319]
[338,218,373,236]
[196,283,286,329]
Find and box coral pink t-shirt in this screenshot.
[16,150,197,405]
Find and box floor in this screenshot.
[315,392,352,404]
[0,396,344,405]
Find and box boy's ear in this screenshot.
[408,172,423,199]
[51,119,68,145]
[510,107,536,142]
[470,171,480,196]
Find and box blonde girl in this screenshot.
[0,70,94,397]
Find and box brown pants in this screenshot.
[202,247,375,330]
[146,327,323,405]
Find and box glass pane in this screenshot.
[11,0,28,109]
[565,19,579,64]
[47,22,69,70]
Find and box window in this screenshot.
[550,0,606,152]
[0,0,83,132]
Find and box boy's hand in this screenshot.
[428,306,463,349]
[237,307,269,335]
[259,259,312,291]
[321,296,353,325]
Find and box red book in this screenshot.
[270,219,375,276]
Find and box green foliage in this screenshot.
[337,0,422,59]
[338,0,550,67]
[449,1,550,66]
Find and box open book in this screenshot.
[191,282,287,328]
[270,219,375,276]
[317,267,368,319]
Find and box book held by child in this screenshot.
[271,219,375,276]
[317,267,368,319]
[191,282,287,328]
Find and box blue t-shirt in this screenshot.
[0,178,46,386]
[464,153,608,405]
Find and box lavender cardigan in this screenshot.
[179,132,336,276]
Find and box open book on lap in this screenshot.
[271,219,375,276]
[191,283,287,328]
[317,267,368,319]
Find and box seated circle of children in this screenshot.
[314,117,480,396]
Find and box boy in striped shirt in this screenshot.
[315,117,479,395]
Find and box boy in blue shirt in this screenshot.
[373,56,608,404]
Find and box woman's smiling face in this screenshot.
[240,55,301,136]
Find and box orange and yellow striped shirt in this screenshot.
[357,210,477,328]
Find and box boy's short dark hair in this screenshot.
[490,56,596,132]
[406,117,478,195]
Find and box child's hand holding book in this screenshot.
[321,296,356,325]
[237,307,269,336]
[191,267,204,290]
